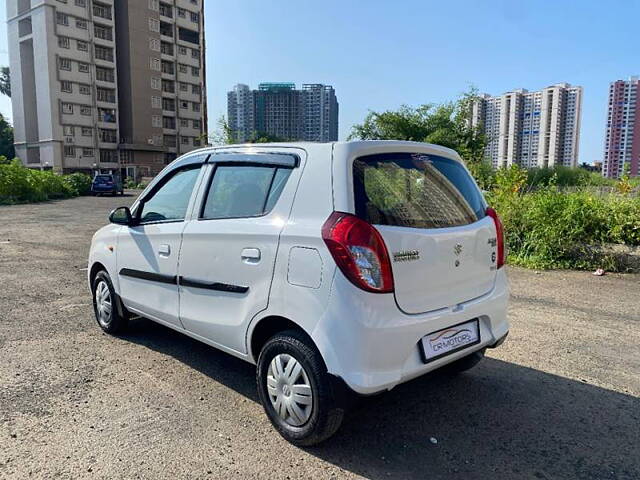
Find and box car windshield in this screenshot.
[95,175,112,182]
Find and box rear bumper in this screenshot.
[313,269,510,395]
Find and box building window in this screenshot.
[149,38,161,52]
[100,129,117,143]
[59,58,72,71]
[80,105,92,116]
[94,24,113,41]
[162,79,175,93]
[79,84,91,95]
[75,0,86,7]
[177,8,186,18]
[149,0,159,11]
[63,125,75,136]
[193,137,201,147]
[190,12,199,23]
[82,127,93,136]
[163,134,177,147]
[163,98,176,111]
[193,119,201,129]
[149,18,160,32]
[178,64,188,74]
[77,40,88,51]
[56,13,69,26]
[191,48,199,59]
[58,37,70,49]
[192,66,199,76]
[160,21,173,37]
[93,2,112,20]
[95,45,114,62]
[181,136,189,145]
[192,84,201,95]
[61,81,73,93]
[97,87,116,103]
[150,57,161,71]
[192,102,200,112]
[179,82,188,92]
[62,103,74,115]
[76,19,88,29]
[151,77,161,90]
[179,46,187,55]
[161,60,174,74]
[163,116,176,129]
[159,2,173,18]
[98,108,116,122]
[161,42,174,55]
[64,146,76,157]
[151,96,162,109]
[101,150,118,163]
[96,66,115,82]
[180,118,189,128]
[180,100,189,110]
[82,148,94,157]
[78,62,90,73]
[152,115,162,128]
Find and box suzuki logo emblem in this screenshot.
[454,244,463,256]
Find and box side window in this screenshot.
[201,165,292,220]
[138,167,201,223]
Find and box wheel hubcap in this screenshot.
[95,281,112,327]
[266,354,313,426]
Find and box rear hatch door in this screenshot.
[352,152,498,315]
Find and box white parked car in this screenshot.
[88,141,509,445]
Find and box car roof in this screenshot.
[186,140,461,161]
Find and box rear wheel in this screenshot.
[256,330,345,446]
[92,271,127,334]
[445,348,485,375]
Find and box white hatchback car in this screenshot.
[88,141,509,445]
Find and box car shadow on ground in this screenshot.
[122,318,640,480]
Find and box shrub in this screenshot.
[0,161,91,204]
[487,187,640,271]
[63,172,92,196]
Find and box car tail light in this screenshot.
[322,212,394,293]
[486,207,505,269]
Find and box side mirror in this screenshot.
[109,206,133,226]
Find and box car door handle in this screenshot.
[158,244,171,256]
[241,248,261,264]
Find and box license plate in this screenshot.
[419,319,480,363]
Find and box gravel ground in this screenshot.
[0,194,639,479]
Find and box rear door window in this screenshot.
[201,165,292,220]
[353,153,485,229]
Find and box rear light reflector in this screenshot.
[322,212,394,293]
[486,207,505,269]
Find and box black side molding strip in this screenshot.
[119,268,176,285]
[178,276,249,294]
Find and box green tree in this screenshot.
[0,67,10,98]
[0,113,15,160]
[349,87,488,166]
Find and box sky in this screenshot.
[1,0,639,164]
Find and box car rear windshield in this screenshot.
[95,175,112,181]
[353,152,486,229]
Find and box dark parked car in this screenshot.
[91,174,124,196]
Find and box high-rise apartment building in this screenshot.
[227,83,338,143]
[6,0,207,179]
[471,83,582,169]
[603,76,639,178]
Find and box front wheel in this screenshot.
[256,330,345,446]
[92,271,128,334]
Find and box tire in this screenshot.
[444,348,485,375]
[256,330,345,447]
[92,271,128,334]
